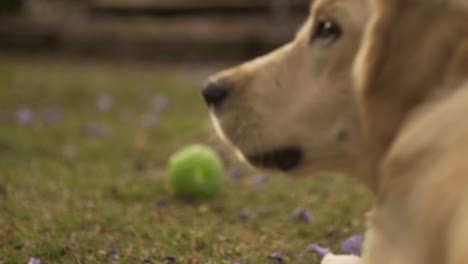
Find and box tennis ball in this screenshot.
[168,144,224,200]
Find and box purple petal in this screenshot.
[111,247,120,260]
[239,211,252,221]
[16,107,34,126]
[152,94,169,113]
[267,252,284,262]
[140,112,159,128]
[83,122,111,138]
[142,259,154,264]
[96,93,113,112]
[161,255,176,262]
[229,167,247,179]
[28,258,41,264]
[42,107,62,124]
[156,199,168,208]
[231,262,244,264]
[288,208,314,224]
[305,244,331,259]
[251,174,268,187]
[341,235,364,256]
[302,210,314,224]
[289,208,303,219]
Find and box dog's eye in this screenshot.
[311,20,342,46]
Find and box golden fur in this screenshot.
[353,0,468,263]
[206,0,468,263]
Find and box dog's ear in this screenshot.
[353,0,468,150]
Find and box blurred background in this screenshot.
[0,0,309,61]
[0,1,370,263]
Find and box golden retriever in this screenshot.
[203,0,468,263]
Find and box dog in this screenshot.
[203,0,468,263]
[203,0,369,263]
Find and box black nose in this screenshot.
[202,80,230,107]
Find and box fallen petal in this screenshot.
[152,94,169,113]
[251,174,268,187]
[111,247,120,260]
[267,252,284,262]
[156,199,168,208]
[239,210,252,221]
[289,208,303,220]
[341,235,364,256]
[288,208,314,224]
[162,255,176,262]
[42,107,62,124]
[83,122,111,138]
[16,107,34,126]
[305,244,332,259]
[28,258,41,264]
[96,93,113,112]
[229,167,247,179]
[302,209,314,224]
[140,112,160,128]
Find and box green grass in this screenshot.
[0,57,371,263]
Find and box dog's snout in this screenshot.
[202,80,230,107]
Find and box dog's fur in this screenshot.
[353,0,468,263]
[206,0,468,263]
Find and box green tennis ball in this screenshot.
[168,144,224,200]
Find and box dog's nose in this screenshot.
[202,80,230,107]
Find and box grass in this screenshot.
[0,57,371,263]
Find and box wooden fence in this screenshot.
[0,0,309,61]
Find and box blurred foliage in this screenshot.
[0,0,26,14]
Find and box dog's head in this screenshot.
[203,0,369,177]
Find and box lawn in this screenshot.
[0,57,371,263]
